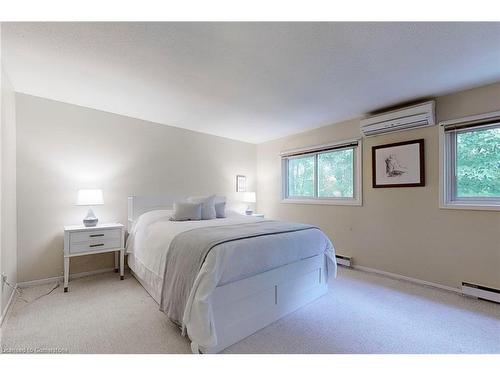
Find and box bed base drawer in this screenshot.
[201,254,328,353]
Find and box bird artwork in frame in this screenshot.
[372,139,425,188]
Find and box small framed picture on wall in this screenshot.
[236,175,247,192]
[372,139,425,188]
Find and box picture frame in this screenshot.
[372,139,425,188]
[236,175,247,192]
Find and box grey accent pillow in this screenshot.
[187,195,216,220]
[214,201,226,218]
[170,202,202,221]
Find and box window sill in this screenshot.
[440,202,500,211]
[281,198,362,206]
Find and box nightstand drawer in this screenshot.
[70,228,121,243]
[69,237,122,254]
[69,228,122,254]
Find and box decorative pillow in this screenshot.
[187,195,216,220]
[214,201,226,218]
[170,202,202,221]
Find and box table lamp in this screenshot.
[76,189,104,227]
[243,191,256,215]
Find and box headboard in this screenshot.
[127,195,227,231]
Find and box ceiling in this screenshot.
[2,22,500,143]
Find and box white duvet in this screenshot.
[126,210,336,351]
[127,210,269,283]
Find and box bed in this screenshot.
[126,195,336,353]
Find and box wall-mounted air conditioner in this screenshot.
[360,101,435,137]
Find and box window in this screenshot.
[287,155,315,197]
[282,139,362,205]
[440,112,500,210]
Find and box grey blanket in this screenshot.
[159,220,317,325]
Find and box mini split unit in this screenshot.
[360,101,436,137]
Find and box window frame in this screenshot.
[281,138,362,206]
[439,111,500,211]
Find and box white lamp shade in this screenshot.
[76,189,104,206]
[243,191,256,203]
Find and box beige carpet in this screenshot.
[1,267,499,354]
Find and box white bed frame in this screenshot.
[127,195,329,353]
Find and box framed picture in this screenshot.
[372,139,425,188]
[236,175,246,192]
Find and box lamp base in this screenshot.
[83,208,98,227]
[83,218,98,227]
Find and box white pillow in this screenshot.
[187,195,217,220]
[214,201,226,218]
[170,202,202,221]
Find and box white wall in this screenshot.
[1,25,18,318]
[257,82,500,290]
[16,93,257,282]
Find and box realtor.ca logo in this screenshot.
[1,347,69,354]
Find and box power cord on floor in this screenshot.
[4,279,60,304]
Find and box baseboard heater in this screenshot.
[335,255,352,267]
[462,282,500,304]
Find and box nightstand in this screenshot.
[251,213,265,218]
[63,223,125,292]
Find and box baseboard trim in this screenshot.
[0,284,17,326]
[352,265,461,294]
[17,268,116,288]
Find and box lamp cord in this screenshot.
[4,279,59,304]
